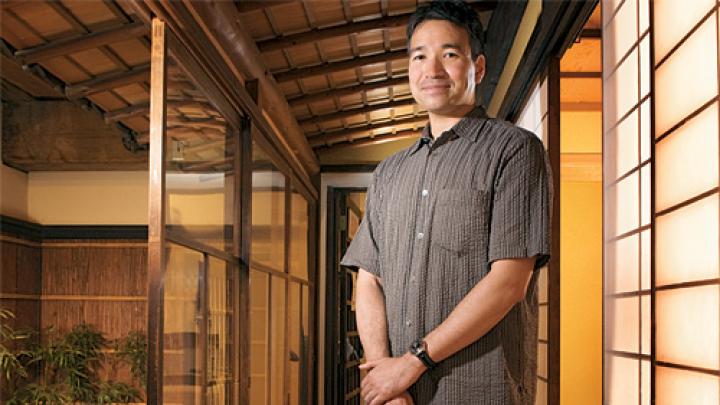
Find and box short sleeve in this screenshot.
[340,171,383,277]
[488,134,552,269]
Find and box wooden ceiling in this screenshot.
[1,0,596,171]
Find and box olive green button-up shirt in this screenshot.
[340,107,552,404]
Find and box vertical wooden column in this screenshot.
[236,79,257,405]
[546,56,562,405]
[147,17,168,405]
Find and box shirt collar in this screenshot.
[409,105,489,155]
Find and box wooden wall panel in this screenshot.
[0,238,42,332]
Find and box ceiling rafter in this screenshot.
[274,48,406,83]
[235,0,295,14]
[14,21,147,64]
[315,128,420,151]
[298,98,416,126]
[309,115,428,147]
[65,63,149,99]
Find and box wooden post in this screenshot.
[147,18,168,405]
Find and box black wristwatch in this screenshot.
[409,339,438,370]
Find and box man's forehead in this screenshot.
[408,20,471,49]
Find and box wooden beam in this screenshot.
[235,0,294,13]
[258,15,409,52]
[288,76,407,107]
[146,18,168,404]
[273,49,406,83]
[314,128,420,151]
[257,2,498,52]
[308,115,427,147]
[15,22,148,65]
[65,63,149,99]
[0,53,62,98]
[298,98,416,126]
[104,101,149,122]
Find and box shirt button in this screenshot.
[406,320,412,327]
[417,232,424,240]
[421,189,429,197]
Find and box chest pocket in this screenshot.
[431,189,490,254]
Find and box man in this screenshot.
[340,1,552,404]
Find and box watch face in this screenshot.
[410,339,424,354]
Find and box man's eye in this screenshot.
[444,53,459,58]
[412,54,425,61]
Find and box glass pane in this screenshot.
[603,0,637,68]
[612,109,638,180]
[605,50,639,127]
[653,0,716,63]
[252,144,286,272]
[289,190,309,280]
[538,305,548,341]
[656,285,719,369]
[606,355,639,405]
[656,366,720,405]
[301,285,310,404]
[270,276,287,405]
[538,266,548,304]
[655,103,719,211]
[639,99,651,162]
[640,164,651,226]
[249,270,269,405]
[163,243,203,404]
[655,17,718,137]
[608,297,639,353]
[608,234,639,294]
[639,36,650,98]
[536,380,547,405]
[613,172,639,237]
[641,360,650,405]
[207,257,234,404]
[288,283,301,405]
[656,195,719,286]
[164,62,235,253]
[640,230,650,290]
[641,295,650,355]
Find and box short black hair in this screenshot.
[407,1,485,59]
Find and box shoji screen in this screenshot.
[604,0,720,403]
[603,0,652,403]
[653,0,719,404]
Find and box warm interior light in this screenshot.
[656,195,719,286]
[249,270,268,405]
[655,17,718,137]
[608,234,639,294]
[655,366,720,405]
[655,104,719,212]
[609,297,639,353]
[607,355,639,405]
[653,0,716,64]
[270,276,287,404]
[613,172,639,237]
[656,286,719,369]
[612,110,638,180]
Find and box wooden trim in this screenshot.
[65,63,150,99]
[15,21,148,64]
[288,76,408,107]
[274,49,406,83]
[237,110,253,405]
[299,98,416,126]
[547,57,561,405]
[146,18,168,405]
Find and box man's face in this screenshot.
[408,19,485,117]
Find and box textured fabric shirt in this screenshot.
[340,106,552,404]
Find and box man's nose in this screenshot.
[424,56,447,78]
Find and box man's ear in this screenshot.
[474,54,486,85]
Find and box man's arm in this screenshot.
[357,269,415,405]
[359,257,535,405]
[356,268,390,361]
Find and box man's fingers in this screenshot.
[359,360,377,370]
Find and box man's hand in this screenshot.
[359,354,425,405]
[384,390,415,405]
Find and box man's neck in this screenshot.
[427,105,475,139]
